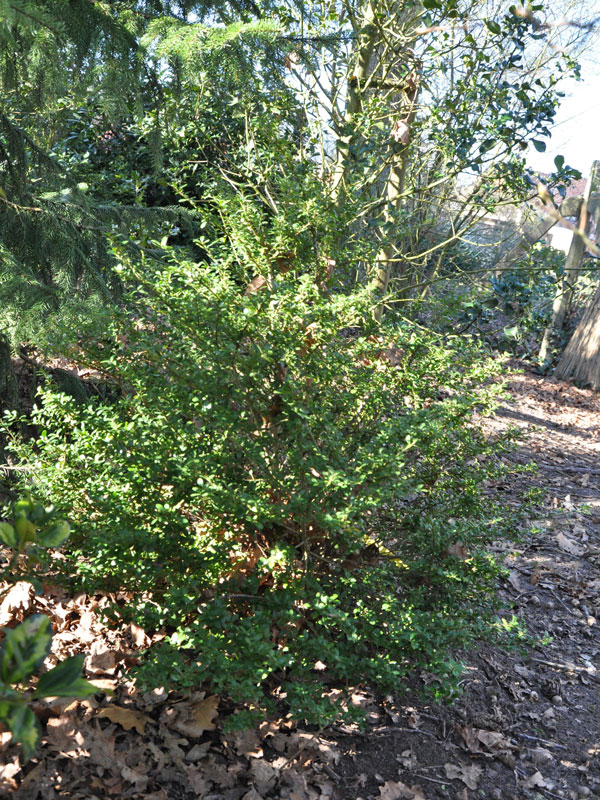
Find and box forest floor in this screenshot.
[1,364,599,800]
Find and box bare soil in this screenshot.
[1,365,599,800]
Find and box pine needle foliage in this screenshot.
[0,1,291,354]
[0,2,195,346]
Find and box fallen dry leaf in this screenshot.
[249,758,278,795]
[46,713,89,758]
[120,764,149,791]
[184,741,211,762]
[379,780,426,799]
[0,757,21,790]
[476,729,514,751]
[245,275,268,295]
[446,542,469,559]
[444,762,482,790]
[405,707,420,728]
[507,570,522,592]
[182,764,211,795]
[399,748,418,769]
[556,532,585,556]
[280,767,310,797]
[87,677,117,694]
[268,732,288,753]
[241,789,264,800]
[85,641,124,675]
[458,724,516,755]
[522,770,554,790]
[529,747,553,767]
[129,621,151,648]
[0,581,35,626]
[457,724,479,752]
[97,704,154,734]
[228,727,263,758]
[168,694,219,738]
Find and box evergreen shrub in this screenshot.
[3,243,517,725]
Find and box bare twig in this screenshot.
[531,657,595,674]
[511,732,567,750]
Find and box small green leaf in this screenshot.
[0,522,18,548]
[503,325,521,340]
[485,19,502,34]
[33,654,96,699]
[14,516,36,544]
[37,521,70,548]
[554,154,565,170]
[532,139,546,152]
[3,703,41,760]
[12,498,32,517]
[0,615,52,684]
[29,502,48,524]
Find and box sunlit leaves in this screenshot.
[0,615,52,685]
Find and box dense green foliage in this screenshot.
[3,194,521,722]
[447,244,568,355]
[0,0,595,728]
[0,0,591,339]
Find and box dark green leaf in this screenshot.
[0,615,52,684]
[37,521,71,548]
[554,154,565,170]
[485,19,502,34]
[532,140,546,152]
[3,703,41,760]
[33,655,96,699]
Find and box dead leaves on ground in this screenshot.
[457,723,518,767]
[97,705,154,735]
[0,580,36,625]
[162,692,219,738]
[379,780,426,799]
[444,761,482,790]
[5,683,344,800]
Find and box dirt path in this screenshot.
[330,370,600,800]
[1,368,599,800]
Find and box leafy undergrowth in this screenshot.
[1,368,599,799]
[1,368,597,793]
[2,239,523,729]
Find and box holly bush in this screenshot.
[3,236,518,724]
[0,496,96,758]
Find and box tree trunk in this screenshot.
[330,1,379,205]
[539,160,600,363]
[328,0,423,317]
[554,286,600,389]
[0,334,17,412]
[371,3,423,317]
